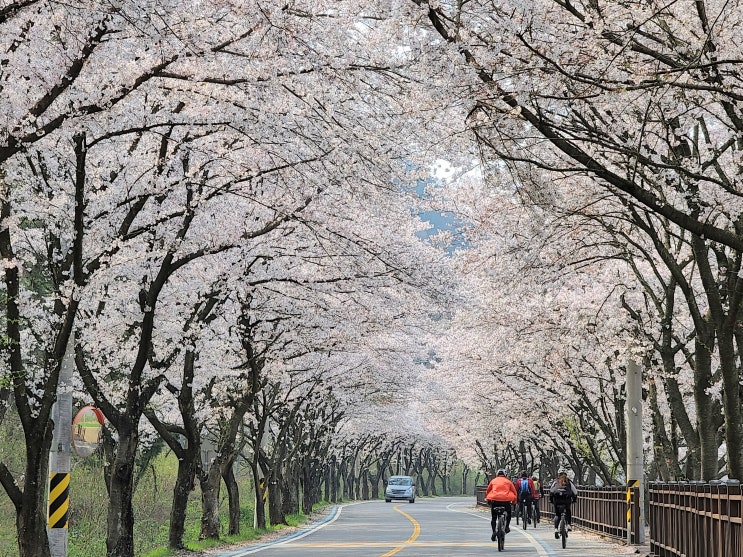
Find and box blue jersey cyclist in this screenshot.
[514,470,538,523]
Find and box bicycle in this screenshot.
[493,505,507,552]
[555,505,568,548]
[514,498,529,526]
[520,497,529,530]
[533,498,541,525]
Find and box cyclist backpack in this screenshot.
[518,478,530,495]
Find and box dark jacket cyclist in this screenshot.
[549,469,578,538]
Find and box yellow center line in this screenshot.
[281,542,497,548]
[379,505,421,557]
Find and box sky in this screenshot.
[413,160,471,254]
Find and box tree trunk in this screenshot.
[106,425,138,557]
[652,278,685,480]
[342,457,354,499]
[281,468,299,516]
[268,471,284,525]
[16,429,52,557]
[143,401,201,550]
[439,469,448,495]
[168,349,202,549]
[301,466,313,514]
[251,459,267,530]
[695,332,720,480]
[370,475,379,499]
[199,460,222,540]
[324,462,332,503]
[169,452,198,548]
[360,469,369,500]
[222,459,240,536]
[718,320,743,479]
[0,189,66,557]
[664,376,701,477]
[648,377,682,480]
[330,459,338,503]
[198,396,251,539]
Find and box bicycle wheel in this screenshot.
[497,517,505,551]
[534,502,540,525]
[560,518,567,548]
[514,503,519,525]
[521,503,527,530]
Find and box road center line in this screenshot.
[379,505,421,557]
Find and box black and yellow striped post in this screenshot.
[627,480,644,544]
[626,478,639,542]
[48,472,70,529]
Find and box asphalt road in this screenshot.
[215,496,631,557]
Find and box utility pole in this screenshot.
[48,334,74,556]
[626,359,645,544]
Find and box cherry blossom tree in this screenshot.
[143,285,226,549]
[410,0,743,250]
[392,0,743,482]
[2,2,469,555]
[17,2,743,554]
[421,143,739,486]
[595,207,722,479]
[0,2,281,554]
[415,169,648,484]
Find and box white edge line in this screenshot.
[216,504,346,556]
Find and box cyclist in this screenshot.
[486,468,518,540]
[549,468,578,538]
[532,475,543,522]
[514,470,537,524]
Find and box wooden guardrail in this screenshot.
[475,483,641,543]
[477,479,743,555]
[648,480,742,557]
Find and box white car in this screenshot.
[385,475,416,503]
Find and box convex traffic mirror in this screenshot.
[71,406,104,458]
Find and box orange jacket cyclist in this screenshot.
[485,469,518,540]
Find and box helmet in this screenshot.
[520,470,528,478]
[496,468,506,477]
[558,468,568,476]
